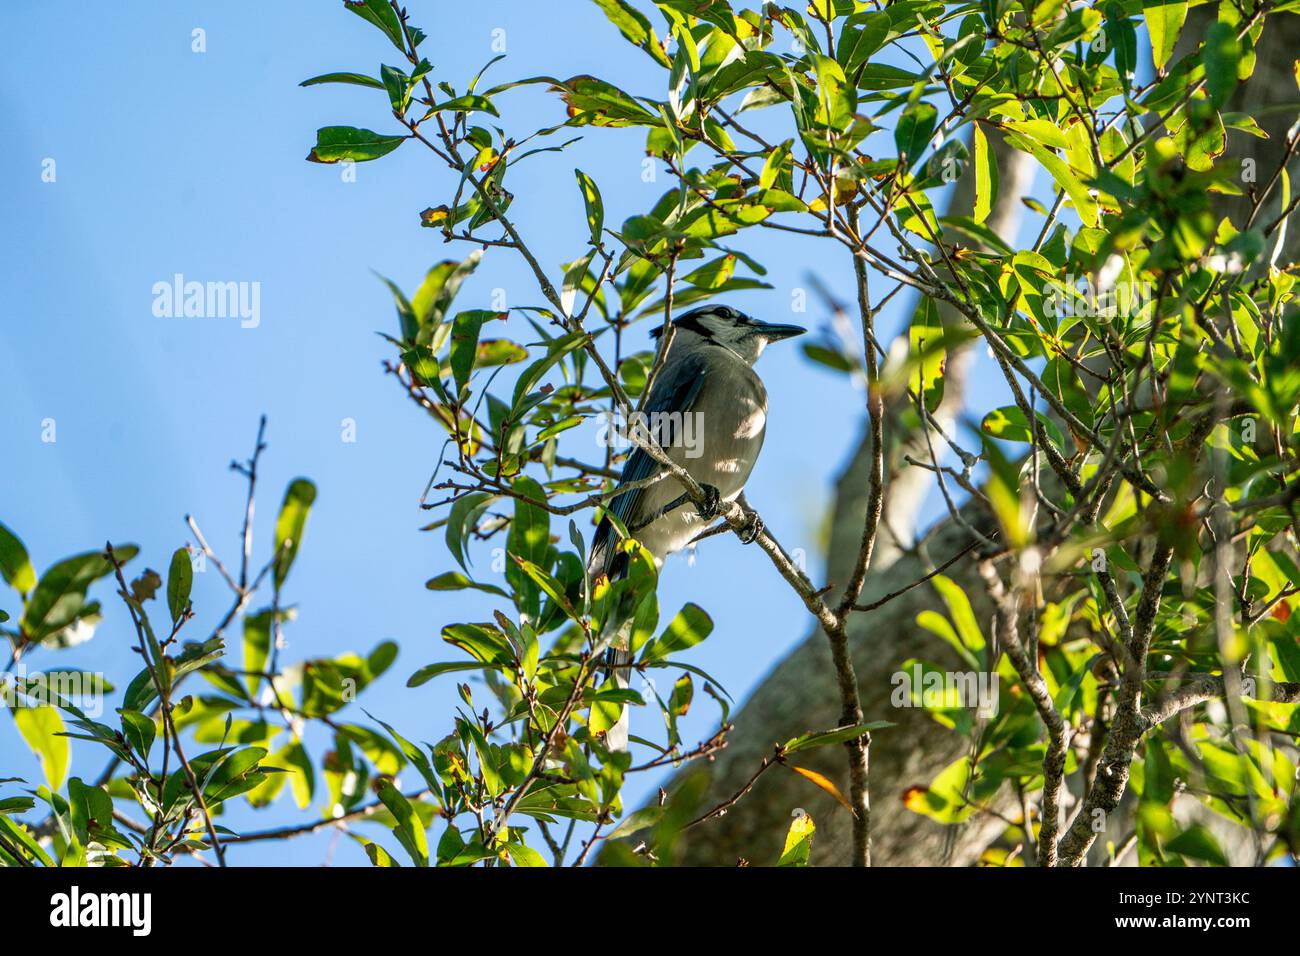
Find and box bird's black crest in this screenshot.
[649,305,744,340]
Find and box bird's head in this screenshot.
[650,304,806,365]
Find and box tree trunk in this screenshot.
[652,12,1300,867]
[625,133,1035,866]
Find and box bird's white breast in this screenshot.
[636,358,769,563]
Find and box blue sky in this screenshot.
[0,1,1034,865]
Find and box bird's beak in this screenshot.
[754,322,807,342]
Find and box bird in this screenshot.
[586,304,806,750]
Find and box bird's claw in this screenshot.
[695,484,723,521]
[738,511,764,545]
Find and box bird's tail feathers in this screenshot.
[603,647,633,752]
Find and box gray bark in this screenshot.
[626,133,1035,866]
[628,12,1300,867]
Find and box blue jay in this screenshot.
[587,304,805,749]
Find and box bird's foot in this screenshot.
[737,510,764,545]
[694,483,723,521]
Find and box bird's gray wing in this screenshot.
[589,350,709,575]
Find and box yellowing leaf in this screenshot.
[777,809,815,866]
[972,124,996,224]
[903,756,975,823]
[15,706,68,790]
[1144,0,1187,71]
[1007,133,1099,227]
[788,764,855,814]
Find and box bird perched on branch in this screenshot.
[586,303,806,749]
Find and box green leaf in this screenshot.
[440,625,510,671]
[364,840,401,866]
[166,547,192,627]
[777,810,815,866]
[554,75,659,128]
[445,492,494,572]
[422,94,499,119]
[119,709,156,759]
[505,476,551,620]
[21,546,138,644]
[189,746,271,806]
[343,0,407,52]
[512,557,581,624]
[0,522,36,595]
[242,610,273,697]
[0,811,53,866]
[476,338,528,368]
[1001,119,1070,151]
[1202,21,1240,109]
[939,215,1014,256]
[510,331,587,412]
[802,342,855,373]
[784,721,892,755]
[123,636,225,712]
[449,310,496,395]
[1007,133,1098,227]
[575,169,605,245]
[376,273,417,342]
[759,141,792,191]
[68,777,124,848]
[1053,653,1098,714]
[812,54,855,132]
[407,660,499,688]
[972,124,997,225]
[1172,102,1225,172]
[366,712,439,793]
[929,574,986,654]
[1144,0,1187,72]
[503,841,548,867]
[903,755,974,823]
[909,297,945,412]
[606,805,662,840]
[1166,824,1228,866]
[306,126,406,163]
[894,102,937,168]
[981,405,1066,449]
[425,571,508,597]
[836,13,889,75]
[412,252,482,344]
[641,603,713,662]
[591,0,671,67]
[807,0,834,21]
[380,63,411,113]
[462,720,503,797]
[14,706,68,790]
[282,740,315,809]
[273,478,317,590]
[668,672,692,718]
[300,71,385,89]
